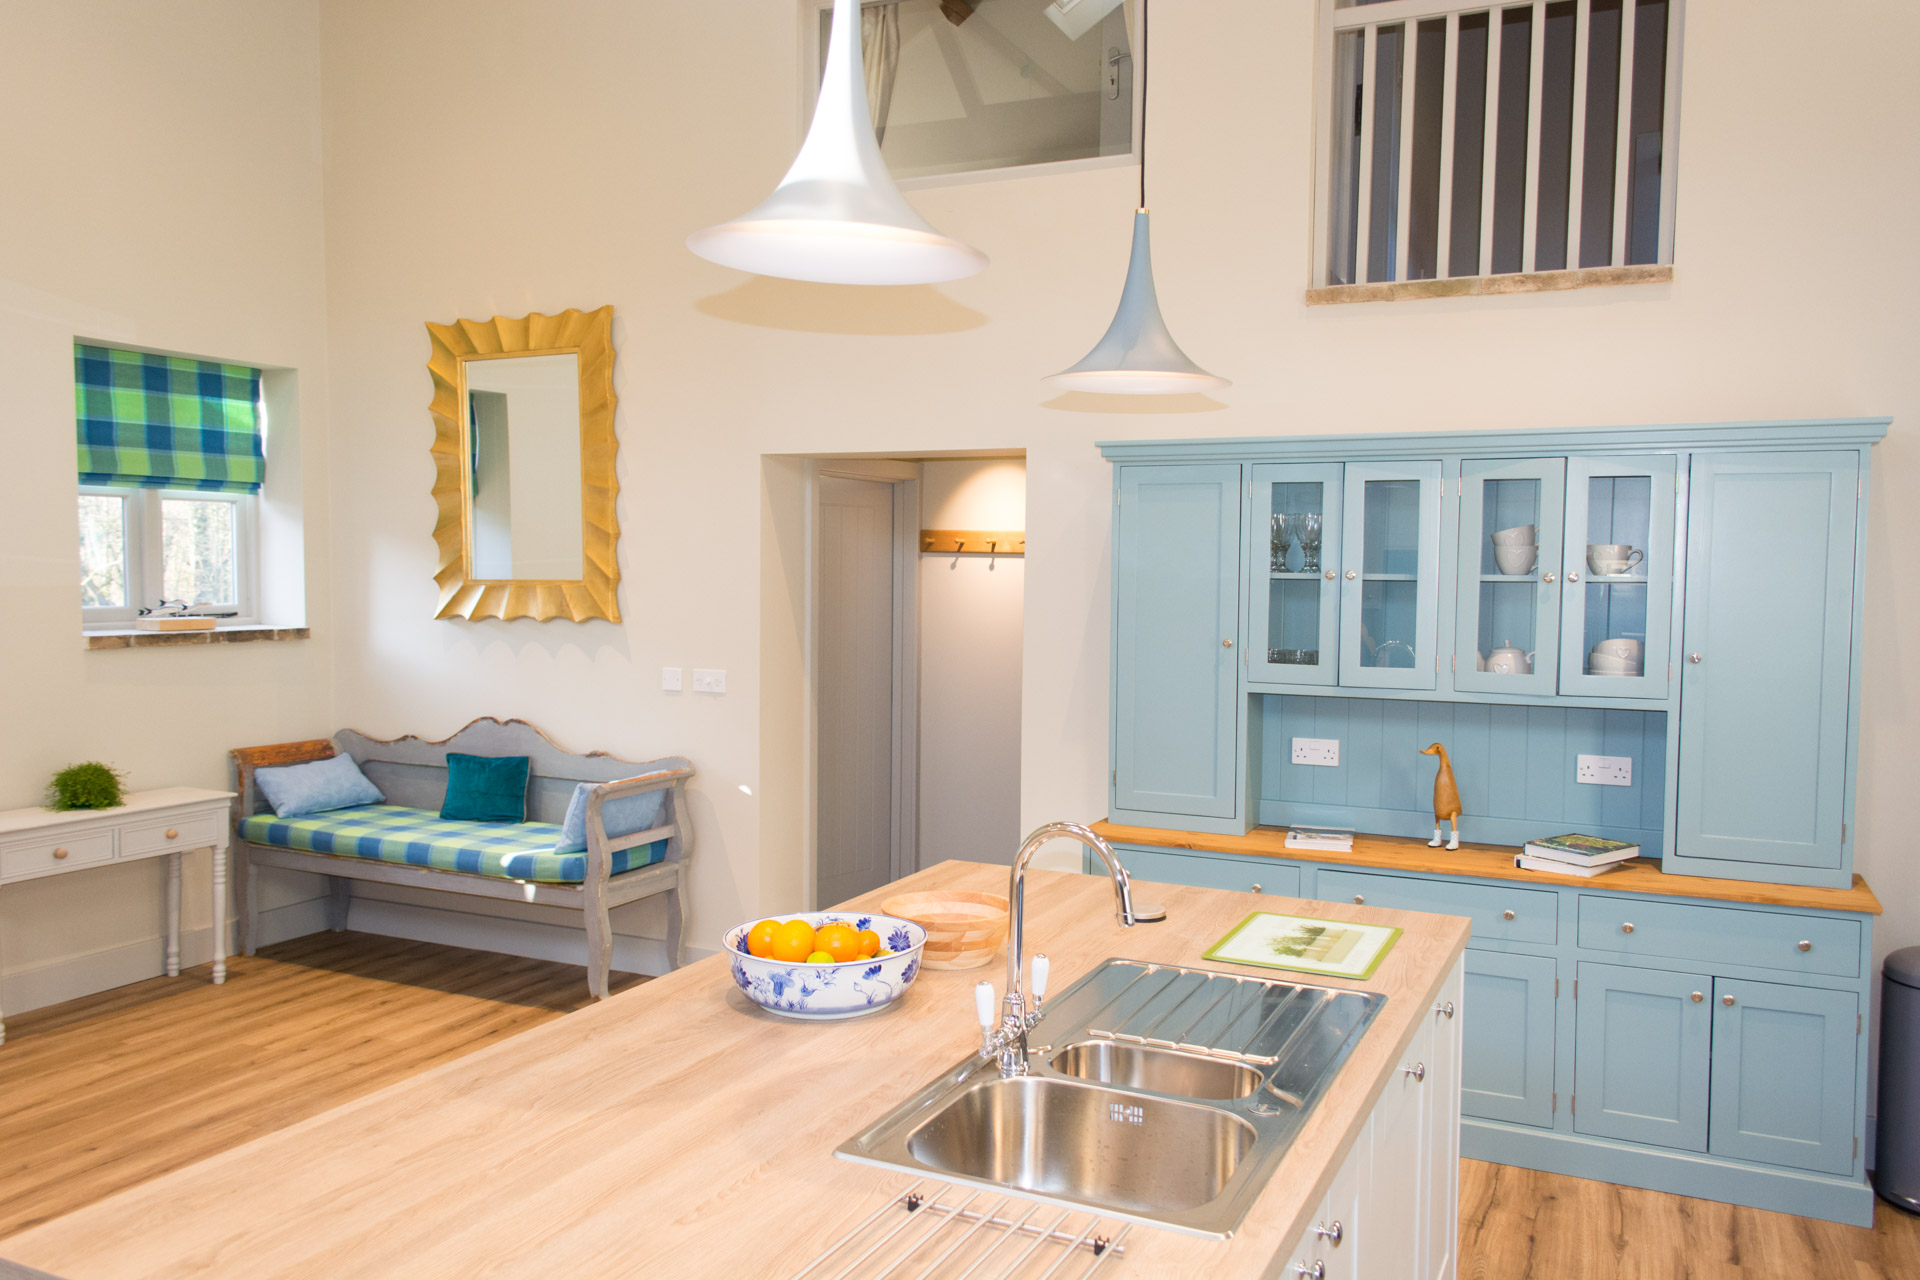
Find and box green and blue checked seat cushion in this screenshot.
[237,804,667,884]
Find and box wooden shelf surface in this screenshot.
[1092,821,1883,916]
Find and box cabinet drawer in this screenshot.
[1,831,116,880]
[1315,870,1557,945]
[121,812,223,859]
[1576,896,1860,978]
[1113,847,1302,900]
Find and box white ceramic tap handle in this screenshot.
[975,980,996,1032]
[1031,954,1050,1005]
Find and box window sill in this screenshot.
[1305,263,1672,306]
[84,625,310,651]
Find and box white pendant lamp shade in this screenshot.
[1047,209,1230,395]
[686,0,987,286]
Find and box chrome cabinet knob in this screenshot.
[1567,570,1581,583]
[1798,940,1813,952]
[1294,1263,1325,1279]
[1250,883,1264,894]
[1543,572,1557,584]
[1723,994,1736,1007]
[1691,991,1704,1002]
[1345,569,1357,580]
[1689,652,1703,664]
[1621,922,1635,934]
[1314,1221,1343,1245]
[1352,894,1365,905]
[1223,638,1234,648]
[165,828,180,840]
[1502,909,1516,921]
[1404,1062,1426,1082]
[1324,569,1336,580]
[1435,1000,1455,1019]
[52,847,69,859]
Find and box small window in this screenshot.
[74,345,263,627]
[1317,0,1682,287]
[812,0,1135,182]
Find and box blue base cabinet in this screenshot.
[1098,840,1878,1226]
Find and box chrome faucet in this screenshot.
[976,821,1138,1077]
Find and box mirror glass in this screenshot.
[464,353,584,581]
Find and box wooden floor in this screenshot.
[0,931,638,1242]
[3,934,1917,1277]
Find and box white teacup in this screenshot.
[1492,525,1536,546]
[1488,645,1534,675]
[1593,638,1643,662]
[1492,544,1538,575]
[1587,544,1644,575]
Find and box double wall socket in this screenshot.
[1576,754,1633,787]
[1292,738,1340,767]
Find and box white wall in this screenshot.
[0,0,335,1013]
[918,459,1025,869]
[311,0,1920,1002]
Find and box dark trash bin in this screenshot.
[1879,945,1920,1212]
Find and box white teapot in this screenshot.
[1488,645,1534,675]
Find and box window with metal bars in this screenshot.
[1316,0,1681,288]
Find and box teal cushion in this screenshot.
[440,753,530,823]
[253,754,385,818]
[552,781,669,853]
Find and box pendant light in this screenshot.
[1046,0,1228,394]
[687,0,987,286]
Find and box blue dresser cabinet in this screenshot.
[1101,420,1886,888]
[1088,830,1882,1225]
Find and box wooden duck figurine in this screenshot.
[1420,742,1462,850]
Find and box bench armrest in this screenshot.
[582,766,695,885]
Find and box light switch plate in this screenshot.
[1577,754,1632,787]
[1292,737,1340,767]
[692,668,727,694]
[661,667,683,692]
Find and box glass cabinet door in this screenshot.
[1453,458,1567,696]
[1247,463,1343,686]
[1339,461,1443,690]
[1557,454,1679,699]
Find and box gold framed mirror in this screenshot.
[425,306,619,621]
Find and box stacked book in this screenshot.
[1514,833,1640,877]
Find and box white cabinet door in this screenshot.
[1422,960,1465,1280]
[1368,1005,1435,1276]
[1277,1121,1369,1280]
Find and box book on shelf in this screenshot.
[1285,825,1354,852]
[135,615,217,631]
[1514,853,1626,878]
[1522,832,1640,863]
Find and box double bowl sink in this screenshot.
[836,959,1385,1239]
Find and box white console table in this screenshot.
[0,787,234,1046]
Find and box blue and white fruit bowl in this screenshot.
[724,912,927,1021]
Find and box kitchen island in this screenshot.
[0,861,1469,1279]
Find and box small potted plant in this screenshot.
[46,761,128,811]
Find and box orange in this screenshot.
[769,919,817,963]
[855,929,881,958]
[816,923,862,963]
[745,919,781,958]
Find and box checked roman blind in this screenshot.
[75,344,264,493]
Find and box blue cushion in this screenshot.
[440,753,530,823]
[552,780,668,853]
[253,754,385,819]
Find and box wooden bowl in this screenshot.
[880,891,1009,971]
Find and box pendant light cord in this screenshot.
[1138,0,1149,210]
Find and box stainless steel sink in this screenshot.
[906,1076,1255,1214]
[1049,1040,1262,1100]
[837,958,1386,1239]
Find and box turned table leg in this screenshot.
[166,852,182,977]
[211,842,228,985]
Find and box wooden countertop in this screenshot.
[0,861,1469,1280]
[1093,821,1884,916]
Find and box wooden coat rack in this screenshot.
[920,529,1025,556]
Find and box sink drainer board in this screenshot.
[789,1183,1127,1280]
[836,958,1386,1240]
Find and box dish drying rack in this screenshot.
[789,1183,1128,1280]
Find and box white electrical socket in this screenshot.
[1292,737,1340,767]
[661,667,683,692]
[692,668,727,694]
[1577,754,1633,787]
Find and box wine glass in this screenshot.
[1297,512,1324,572]
[1270,512,1293,573]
